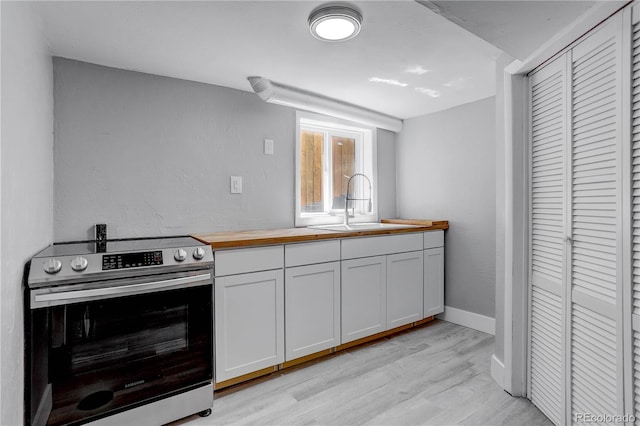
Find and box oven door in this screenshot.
[27,270,213,426]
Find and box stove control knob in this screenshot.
[193,247,206,260]
[70,256,88,272]
[174,249,187,262]
[43,258,62,274]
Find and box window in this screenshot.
[295,112,377,226]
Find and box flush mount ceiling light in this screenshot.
[308,5,362,42]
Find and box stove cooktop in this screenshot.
[28,236,214,288]
[34,236,203,258]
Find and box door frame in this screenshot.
[501,62,529,397]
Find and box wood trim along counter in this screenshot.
[381,219,449,229]
[192,219,448,249]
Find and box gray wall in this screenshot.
[54,58,293,240]
[396,97,496,318]
[376,128,398,220]
[1,2,54,424]
[53,58,397,241]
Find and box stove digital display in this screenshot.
[102,251,163,270]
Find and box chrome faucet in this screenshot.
[344,173,372,227]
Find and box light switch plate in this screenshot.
[230,176,242,194]
[264,139,274,155]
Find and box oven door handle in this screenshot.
[32,273,212,308]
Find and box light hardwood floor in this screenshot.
[175,321,552,426]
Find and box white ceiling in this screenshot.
[425,1,606,61]
[32,1,608,120]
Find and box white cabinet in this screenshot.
[423,247,444,317]
[423,231,444,318]
[214,246,284,382]
[284,240,341,361]
[341,232,439,343]
[387,251,424,328]
[285,261,341,360]
[213,229,446,383]
[215,245,283,276]
[214,270,284,382]
[341,256,387,343]
[341,233,423,259]
[285,240,340,268]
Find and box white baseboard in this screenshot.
[491,354,505,388]
[436,306,496,335]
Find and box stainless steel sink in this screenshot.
[308,222,420,232]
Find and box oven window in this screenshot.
[67,303,188,373]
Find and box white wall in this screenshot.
[396,97,496,318]
[1,2,54,425]
[53,58,398,241]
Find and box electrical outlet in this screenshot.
[230,176,242,194]
[264,139,274,155]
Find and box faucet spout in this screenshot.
[344,173,372,227]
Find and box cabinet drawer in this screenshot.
[215,246,284,276]
[424,230,444,249]
[341,232,423,259]
[285,241,341,267]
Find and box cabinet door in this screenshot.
[285,262,341,361]
[387,251,423,329]
[341,256,386,343]
[214,270,284,382]
[423,247,444,317]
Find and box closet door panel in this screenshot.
[631,5,640,421]
[570,14,622,421]
[635,327,640,422]
[529,55,567,426]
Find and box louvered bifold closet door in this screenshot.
[631,5,640,422]
[529,55,567,426]
[570,15,623,423]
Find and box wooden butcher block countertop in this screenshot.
[192,219,448,249]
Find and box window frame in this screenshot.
[295,111,378,227]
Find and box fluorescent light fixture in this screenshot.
[248,77,403,132]
[415,87,441,98]
[309,6,362,42]
[405,65,430,75]
[368,77,408,87]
